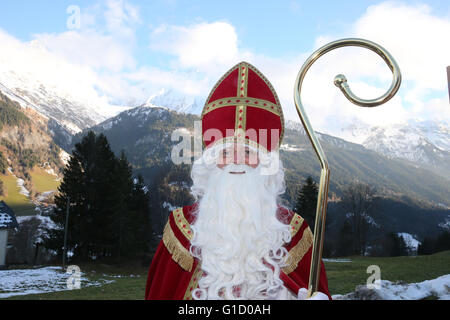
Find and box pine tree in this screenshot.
[111,151,151,260]
[110,151,134,261]
[44,131,151,262]
[435,231,450,253]
[386,233,408,257]
[418,237,435,255]
[336,219,355,257]
[340,181,376,256]
[418,231,450,255]
[294,176,319,231]
[126,174,151,256]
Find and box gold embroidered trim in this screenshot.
[282,227,313,275]
[183,264,204,300]
[289,213,304,238]
[235,64,248,135]
[162,221,194,272]
[172,207,193,241]
[234,105,247,134]
[237,63,248,98]
[202,97,282,117]
[245,62,285,147]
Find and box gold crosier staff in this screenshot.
[293,38,402,297]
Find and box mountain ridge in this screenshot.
[337,119,450,179]
[74,106,450,207]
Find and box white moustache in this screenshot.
[223,164,255,175]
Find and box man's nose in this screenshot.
[233,148,245,164]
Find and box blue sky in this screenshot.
[0,0,448,133]
[2,0,448,66]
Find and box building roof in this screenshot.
[0,201,19,230]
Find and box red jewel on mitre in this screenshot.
[201,61,284,152]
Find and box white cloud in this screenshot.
[1,0,448,133]
[0,28,114,113]
[33,0,141,73]
[150,22,243,74]
[145,4,449,135]
[33,30,136,72]
[104,0,141,39]
[124,66,211,97]
[354,2,450,92]
[0,0,146,114]
[276,1,450,135]
[146,21,264,100]
[0,0,147,109]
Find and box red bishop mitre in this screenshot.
[201,62,284,152]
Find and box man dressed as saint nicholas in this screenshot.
[145,62,331,300]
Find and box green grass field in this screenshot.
[2,262,149,300]
[3,251,449,300]
[29,167,60,193]
[0,168,60,217]
[0,173,35,216]
[325,250,450,295]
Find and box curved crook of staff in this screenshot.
[293,38,402,297]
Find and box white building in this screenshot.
[0,201,19,267]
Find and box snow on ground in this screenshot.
[438,216,450,231]
[16,215,58,229]
[0,266,115,299]
[16,178,30,197]
[16,215,61,243]
[6,167,31,198]
[35,191,55,202]
[44,167,59,178]
[280,144,304,152]
[59,149,71,166]
[333,274,450,300]
[398,233,421,253]
[345,212,380,228]
[323,258,352,263]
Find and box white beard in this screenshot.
[189,156,292,300]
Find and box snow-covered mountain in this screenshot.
[1,42,448,180]
[0,69,200,137]
[335,119,450,179]
[0,73,109,134]
[0,58,204,149]
[0,38,129,147]
[285,119,376,153]
[340,119,450,151]
[142,88,202,114]
[398,233,421,253]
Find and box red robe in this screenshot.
[145,204,331,300]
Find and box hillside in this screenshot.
[72,106,450,238]
[0,92,64,215]
[339,120,450,180]
[75,106,450,205]
[281,125,450,207]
